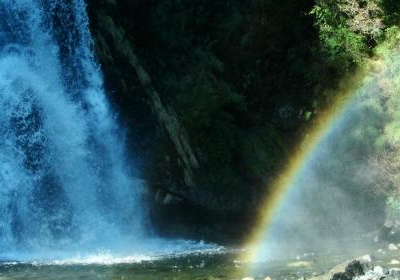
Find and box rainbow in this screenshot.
[242,54,389,264]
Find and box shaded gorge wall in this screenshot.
[86,0,395,243]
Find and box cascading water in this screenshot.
[0,0,147,259]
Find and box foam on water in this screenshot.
[0,240,224,265]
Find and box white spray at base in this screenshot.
[0,0,215,263]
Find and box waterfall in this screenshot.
[0,0,146,257]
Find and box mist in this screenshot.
[252,46,400,262]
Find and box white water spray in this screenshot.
[0,0,146,259]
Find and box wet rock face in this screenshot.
[85,0,255,243]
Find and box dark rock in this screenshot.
[331,260,367,280]
[346,260,369,277]
[329,260,387,280]
[332,272,352,280]
[310,256,372,280]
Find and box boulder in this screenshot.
[309,255,373,280]
[331,260,369,280]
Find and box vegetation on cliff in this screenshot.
[87,0,400,242]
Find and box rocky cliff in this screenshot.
[85,0,393,243]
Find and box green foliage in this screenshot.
[375,26,400,55]
[359,29,400,206]
[324,27,367,67]
[311,0,382,72]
